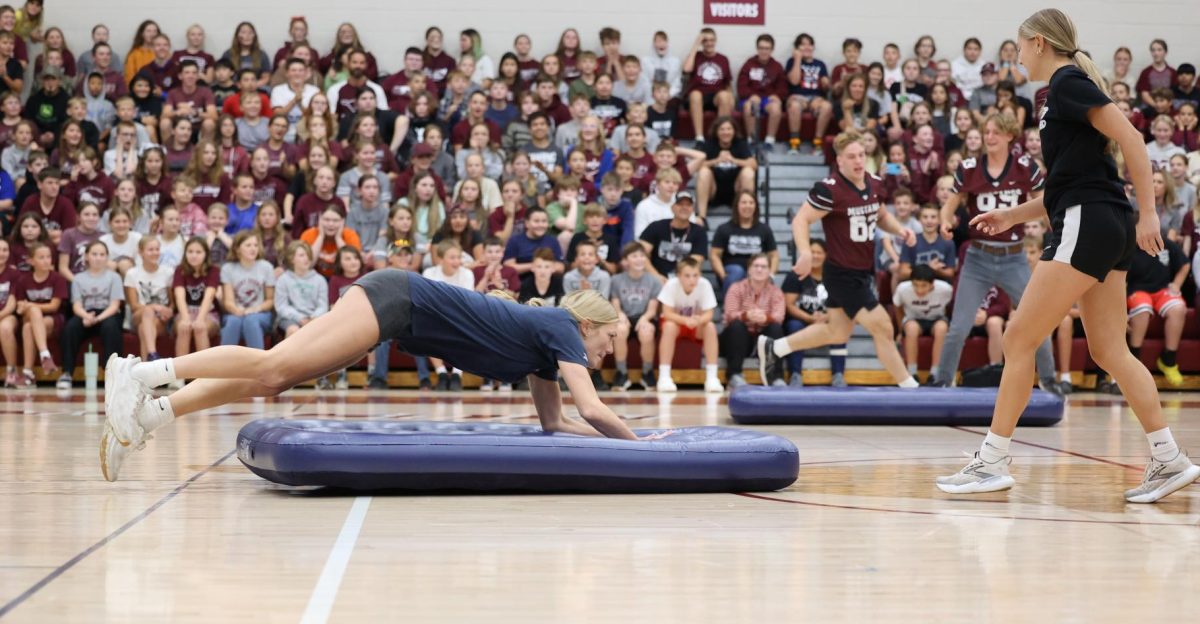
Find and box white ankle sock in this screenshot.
[435,365,447,374]
[132,358,176,388]
[38,349,50,360]
[138,397,176,433]
[705,364,718,381]
[1147,427,1179,462]
[695,135,704,143]
[898,377,919,389]
[1059,372,1071,383]
[773,338,793,357]
[659,364,671,381]
[980,431,1011,463]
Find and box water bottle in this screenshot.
[84,345,99,391]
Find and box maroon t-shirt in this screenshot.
[137,60,178,92]
[806,171,887,271]
[624,151,657,194]
[165,85,215,124]
[687,52,732,95]
[172,265,220,307]
[488,205,527,238]
[252,174,288,205]
[0,265,20,306]
[473,263,521,292]
[171,50,216,77]
[64,173,116,209]
[737,57,787,100]
[57,227,102,274]
[561,52,580,81]
[451,118,501,148]
[136,175,174,216]
[830,63,865,87]
[190,175,232,211]
[292,193,345,231]
[8,241,56,272]
[327,273,359,306]
[518,59,541,87]
[541,96,572,127]
[952,153,1045,244]
[422,51,457,93]
[1180,209,1198,250]
[379,72,437,112]
[19,194,78,233]
[261,143,298,180]
[1136,65,1176,95]
[165,144,194,173]
[15,270,68,304]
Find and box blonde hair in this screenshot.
[487,289,619,325]
[1018,9,1109,96]
[833,130,863,155]
[1154,170,1177,210]
[984,112,1021,141]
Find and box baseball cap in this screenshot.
[410,143,434,158]
[387,239,414,256]
[1178,63,1196,76]
[674,190,694,204]
[980,63,997,75]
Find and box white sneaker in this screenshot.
[104,355,147,446]
[657,376,678,393]
[936,452,1016,494]
[497,382,513,392]
[100,422,146,482]
[705,378,724,394]
[56,374,73,391]
[1124,451,1200,503]
[479,381,494,392]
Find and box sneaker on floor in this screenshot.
[4,370,17,388]
[104,355,147,446]
[657,375,678,393]
[16,370,34,388]
[100,422,146,482]
[55,374,72,391]
[611,370,629,391]
[727,373,747,390]
[1156,358,1184,387]
[590,369,609,391]
[1124,451,1200,503]
[936,452,1016,494]
[1039,378,1066,398]
[788,372,804,387]
[335,374,350,390]
[315,377,334,390]
[436,374,451,391]
[704,377,724,394]
[1095,379,1121,395]
[831,372,848,388]
[1057,380,1074,395]
[756,335,780,386]
[771,377,788,388]
[449,373,463,391]
[640,370,656,389]
[367,377,389,390]
[497,382,513,392]
[787,138,801,154]
[479,381,494,392]
[40,355,58,376]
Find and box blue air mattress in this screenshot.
[237,419,799,493]
[728,386,1064,426]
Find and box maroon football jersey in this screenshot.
[807,171,887,271]
[952,153,1045,243]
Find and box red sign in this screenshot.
[703,0,765,25]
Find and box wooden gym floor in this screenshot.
[0,389,1197,622]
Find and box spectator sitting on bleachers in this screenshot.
[1127,238,1190,387]
[736,34,785,145]
[641,31,681,100]
[219,230,274,349]
[251,201,289,270]
[57,240,123,390]
[711,190,777,298]
[899,204,956,282]
[610,242,661,391]
[655,255,720,393]
[893,263,952,378]
[172,236,220,359]
[15,243,66,384]
[566,203,620,274]
[57,201,102,281]
[125,236,173,361]
[781,238,846,387]
[517,246,564,305]
[722,253,785,389]
[156,205,185,270]
[683,28,733,144]
[639,190,706,282]
[274,239,329,346]
[504,207,563,285]
[695,116,755,223]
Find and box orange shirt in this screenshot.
[300,227,361,277]
[124,46,155,84]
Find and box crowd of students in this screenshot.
[0,6,1195,391]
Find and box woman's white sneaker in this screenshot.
[936,452,1016,494]
[1124,451,1200,504]
[104,355,147,446]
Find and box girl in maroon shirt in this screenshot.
[216,114,250,177]
[134,147,172,216]
[14,243,66,384]
[181,141,231,210]
[556,29,581,81]
[172,236,220,357]
[0,238,21,386]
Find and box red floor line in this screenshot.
[949,425,1142,471]
[734,492,1198,527]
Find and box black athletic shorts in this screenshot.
[699,91,721,111]
[905,317,948,334]
[1041,203,1137,282]
[353,269,413,342]
[822,262,880,318]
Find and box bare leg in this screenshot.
[786,96,803,136]
[930,320,948,370]
[163,288,381,417]
[1079,271,1167,434]
[614,321,630,363]
[855,306,912,384]
[903,320,920,367]
[658,321,680,368]
[988,262,1096,437]
[701,322,719,365]
[715,90,734,119]
[1127,310,1150,349]
[1056,316,1073,375]
[688,90,705,137]
[1163,305,1185,352]
[741,97,758,140]
[0,315,18,367]
[175,318,194,358]
[765,97,783,139]
[637,323,656,367]
[782,308,854,352]
[695,167,715,221]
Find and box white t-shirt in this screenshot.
[951,56,986,100]
[656,276,717,317]
[124,263,174,306]
[892,279,954,321]
[422,265,475,290]
[99,231,143,265]
[270,82,321,127]
[634,193,675,239]
[156,234,185,271]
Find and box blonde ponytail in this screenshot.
[486,289,615,323]
[1019,9,1110,96]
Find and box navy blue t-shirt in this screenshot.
[900,234,957,268]
[399,274,589,382]
[503,232,563,264]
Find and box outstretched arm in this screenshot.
[559,362,640,439]
[528,373,600,436]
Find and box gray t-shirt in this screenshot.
[563,267,612,300]
[71,270,125,311]
[235,117,271,151]
[347,201,390,251]
[337,168,393,220]
[274,270,329,324]
[220,259,276,309]
[610,271,662,319]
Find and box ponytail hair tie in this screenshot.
[1069,49,1081,57]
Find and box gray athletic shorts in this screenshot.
[353,269,413,342]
